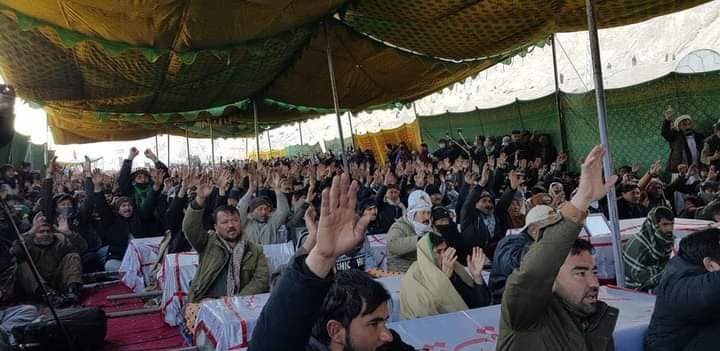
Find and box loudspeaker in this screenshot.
[0,85,15,148]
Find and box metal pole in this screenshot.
[44,122,48,165]
[298,122,304,146]
[551,34,569,153]
[245,138,249,160]
[324,20,349,172]
[155,135,159,157]
[167,134,170,165]
[267,129,272,152]
[586,0,625,287]
[253,100,261,162]
[185,130,191,166]
[347,111,356,150]
[209,120,215,168]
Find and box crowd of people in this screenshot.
[0,108,718,350]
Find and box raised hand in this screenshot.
[55,215,70,234]
[128,147,140,160]
[82,156,92,177]
[440,246,458,278]
[306,174,372,278]
[150,168,166,191]
[664,105,673,121]
[91,169,104,191]
[301,205,319,252]
[30,212,46,234]
[216,169,233,193]
[46,156,58,178]
[144,148,158,162]
[467,247,487,284]
[497,153,508,167]
[508,169,521,190]
[194,176,214,206]
[479,164,491,187]
[571,145,618,211]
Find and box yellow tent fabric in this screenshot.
[0,0,710,144]
[248,149,287,161]
[353,120,422,165]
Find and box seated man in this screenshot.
[183,178,268,302]
[400,233,490,320]
[237,175,289,245]
[387,190,433,273]
[644,228,720,350]
[249,174,414,351]
[623,207,675,292]
[13,213,87,307]
[615,183,649,219]
[498,145,619,351]
[489,205,558,304]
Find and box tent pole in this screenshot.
[586,0,625,287]
[245,138,249,160]
[155,135,159,158]
[551,34,569,154]
[44,121,48,165]
[209,121,215,168]
[324,20,349,173]
[298,122,304,146]
[347,112,356,150]
[185,130,191,166]
[267,129,272,153]
[167,134,170,166]
[253,100,261,162]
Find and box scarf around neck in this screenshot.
[218,235,248,296]
[132,183,152,208]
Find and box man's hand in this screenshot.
[55,215,70,234]
[306,174,372,278]
[128,147,140,160]
[467,247,487,284]
[29,212,46,234]
[150,168,166,191]
[664,106,673,121]
[570,145,618,211]
[91,169,104,192]
[194,176,213,207]
[479,164,491,187]
[441,246,457,278]
[216,169,232,194]
[46,156,58,179]
[508,169,521,190]
[144,149,158,162]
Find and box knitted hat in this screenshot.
[113,196,134,211]
[248,196,272,212]
[673,115,692,130]
[431,206,451,222]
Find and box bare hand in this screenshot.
[664,106,673,121]
[128,147,140,160]
[508,169,521,190]
[571,145,618,210]
[467,247,487,283]
[144,148,158,162]
[55,215,70,234]
[441,246,457,277]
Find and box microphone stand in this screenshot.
[0,197,76,351]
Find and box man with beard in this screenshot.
[662,107,704,173]
[459,166,518,258]
[183,177,268,302]
[387,190,433,272]
[373,171,405,234]
[249,174,414,351]
[644,228,720,350]
[497,145,619,351]
[701,120,720,169]
[237,174,289,245]
[14,213,86,307]
[489,205,558,304]
[623,207,675,292]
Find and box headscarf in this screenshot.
[406,190,433,235]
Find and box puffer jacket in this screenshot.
[386,217,419,273]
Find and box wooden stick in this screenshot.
[105,306,161,318]
[106,290,161,301]
[82,280,121,289]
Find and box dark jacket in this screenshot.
[459,186,515,258]
[662,119,704,172]
[644,256,720,351]
[182,202,268,303]
[497,204,619,351]
[92,190,156,260]
[616,198,649,220]
[248,255,414,351]
[488,231,535,304]
[375,185,404,234]
[700,133,720,169]
[164,194,192,254]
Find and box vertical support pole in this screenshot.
[44,121,49,165]
[586,0,625,287]
[298,122,304,146]
[324,20,349,172]
[155,135,159,158]
[253,100,260,162]
[267,129,272,153]
[167,134,170,166]
[551,34,569,153]
[245,138,249,160]
[185,130,191,166]
[209,120,215,168]
[347,111,356,150]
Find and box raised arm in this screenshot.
[118,147,139,197]
[501,145,616,331]
[182,176,214,253]
[269,174,290,226]
[661,107,675,143]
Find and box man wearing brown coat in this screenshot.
[662,107,704,173]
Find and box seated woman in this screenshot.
[400,233,491,320]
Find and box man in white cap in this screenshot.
[488,205,559,304]
[387,190,433,272]
[662,106,704,173]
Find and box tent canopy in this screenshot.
[0,0,708,144]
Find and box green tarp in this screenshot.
[419,70,720,170]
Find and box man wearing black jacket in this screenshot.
[249,174,414,351]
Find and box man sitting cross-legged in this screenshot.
[182,176,269,302]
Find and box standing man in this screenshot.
[701,119,720,169]
[662,107,704,173]
[498,145,619,351]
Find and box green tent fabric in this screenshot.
[0,131,46,167]
[0,0,711,144]
[419,70,720,171]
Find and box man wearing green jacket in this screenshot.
[498,145,620,351]
[183,178,269,303]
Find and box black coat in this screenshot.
[249,255,414,351]
[488,231,534,304]
[459,186,515,258]
[644,256,720,351]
